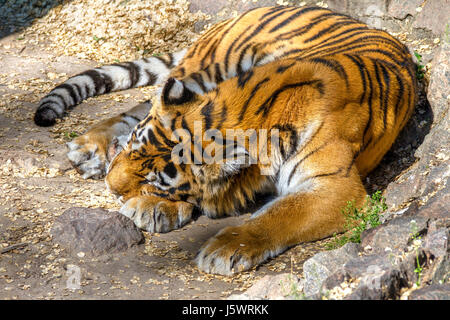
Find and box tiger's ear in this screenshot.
[162,78,196,106]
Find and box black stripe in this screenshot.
[201,101,214,131]
[353,55,374,145]
[121,62,140,87]
[153,55,172,68]
[392,70,404,122]
[259,6,287,20]
[145,70,157,85]
[297,27,369,56]
[214,63,223,84]
[274,14,354,42]
[216,7,263,73]
[256,80,324,117]
[237,70,254,88]
[53,83,79,106]
[287,141,327,186]
[276,61,296,73]
[269,6,326,33]
[122,113,141,123]
[163,162,177,179]
[72,83,83,102]
[200,38,219,70]
[234,6,299,53]
[304,21,359,43]
[344,54,366,105]
[373,61,385,131]
[310,57,349,87]
[177,182,191,192]
[236,43,253,75]
[218,103,227,129]
[155,125,177,148]
[305,168,343,181]
[239,77,270,122]
[379,63,390,131]
[190,73,207,93]
[80,69,104,95]
[181,117,193,138]
[224,25,252,76]
[102,72,114,93]
[162,78,195,106]
[43,93,67,109]
[147,129,162,148]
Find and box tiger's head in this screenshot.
[105,77,253,210]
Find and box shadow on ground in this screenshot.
[365,79,433,195]
[0,0,66,39]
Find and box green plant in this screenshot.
[327,191,387,250]
[63,131,79,140]
[93,35,105,42]
[414,51,425,80]
[280,274,304,299]
[409,220,424,287]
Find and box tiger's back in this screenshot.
[165,5,416,177]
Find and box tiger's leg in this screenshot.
[196,144,367,275]
[67,101,151,179]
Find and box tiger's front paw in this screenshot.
[66,131,126,179]
[196,226,281,275]
[66,137,108,179]
[119,196,194,233]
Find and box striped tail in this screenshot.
[34,49,187,126]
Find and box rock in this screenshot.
[360,207,428,254]
[388,0,422,20]
[413,0,450,35]
[327,0,387,28]
[426,42,450,121]
[409,283,450,300]
[51,207,144,256]
[384,42,450,210]
[422,227,450,284]
[418,184,450,221]
[228,273,304,300]
[424,228,449,258]
[303,242,359,297]
[323,251,416,300]
[189,0,297,31]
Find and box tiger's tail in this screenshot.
[34,49,187,126]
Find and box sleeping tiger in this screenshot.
[34,6,417,275]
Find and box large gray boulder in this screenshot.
[51,207,144,256]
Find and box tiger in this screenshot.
[34,6,417,275]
